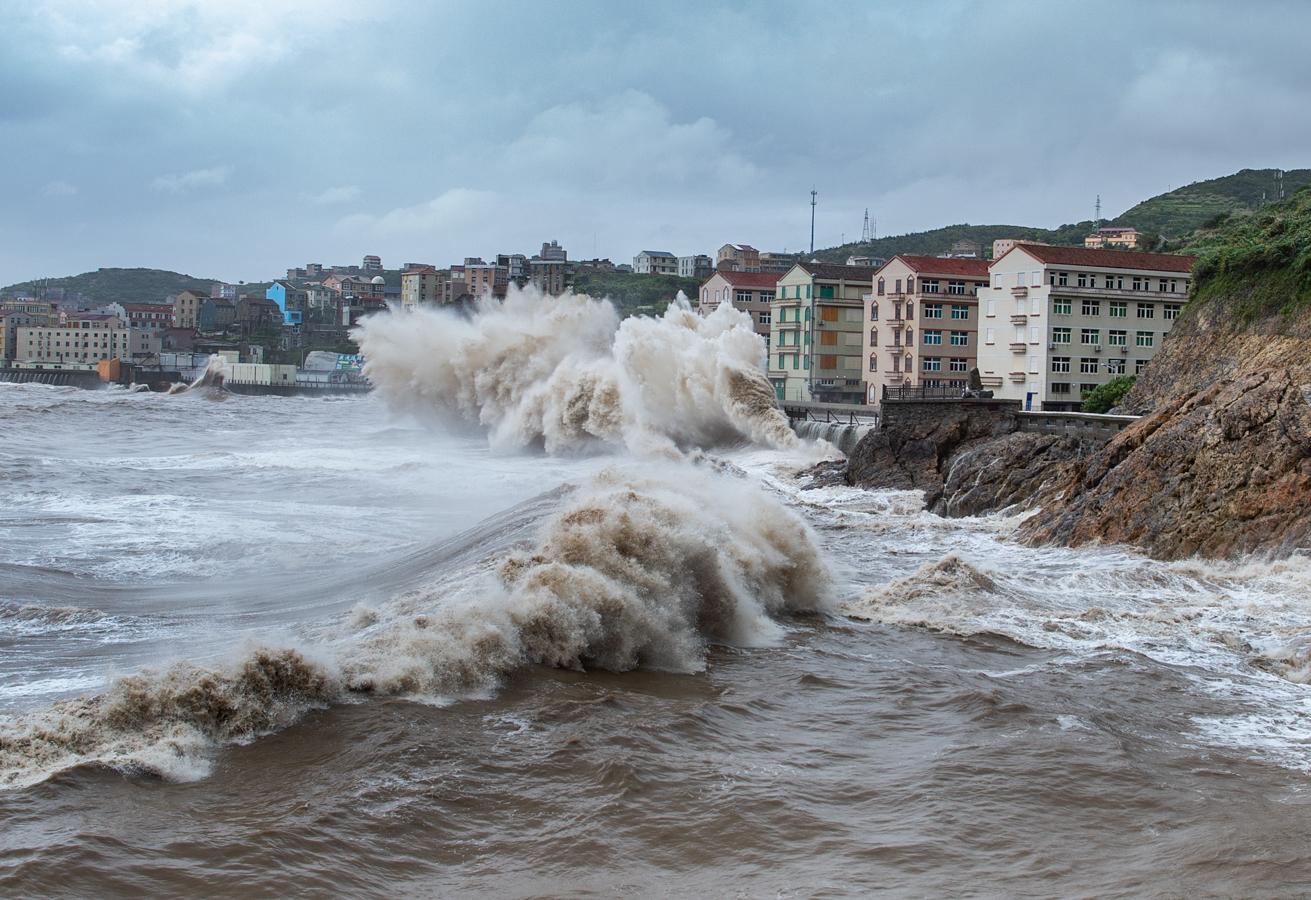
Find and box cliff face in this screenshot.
[1020,309,1311,559]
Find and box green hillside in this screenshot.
[571,271,702,315]
[1,267,219,304]
[1111,168,1311,238]
[812,221,1092,264]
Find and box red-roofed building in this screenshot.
[864,256,991,403]
[697,270,779,347]
[977,243,1196,410]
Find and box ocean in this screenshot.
[4,297,1311,896]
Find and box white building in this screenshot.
[633,250,678,276]
[975,244,1195,410]
[16,313,161,367]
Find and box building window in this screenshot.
[758,311,771,325]
[1108,329,1127,346]
[1080,357,1099,374]
[1163,303,1181,320]
[736,290,752,304]
[984,327,995,344]
[907,277,916,293]
[1051,357,1071,373]
[948,358,967,373]
[1053,298,1072,315]
[818,285,834,299]
[1076,272,1093,288]
[1057,271,1069,286]
[923,330,943,345]
[1132,276,1149,291]
[1051,382,1071,394]
[877,278,885,296]
[870,302,879,320]
[1109,301,1127,318]
[992,273,1004,289]
[924,303,943,319]
[1106,358,1125,374]
[1136,331,1154,347]
[1081,328,1100,345]
[1135,359,1148,375]
[1081,299,1101,316]
[1053,327,1071,344]
[921,279,940,294]
[1105,274,1124,290]
[985,299,997,317]
[922,357,941,372]
[1136,303,1155,319]
[950,304,969,320]
[895,278,902,294]
[949,331,968,346]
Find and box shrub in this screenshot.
[1081,376,1136,413]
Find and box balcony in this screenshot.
[1011,285,1029,297]
[1008,372,1027,382]
[1009,342,1028,353]
[980,375,1004,387]
[775,320,803,330]
[1048,283,1188,300]
[1010,314,1028,325]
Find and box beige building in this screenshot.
[863,256,989,403]
[697,270,777,350]
[400,266,440,308]
[530,258,569,296]
[976,244,1195,410]
[1,311,39,363]
[17,313,160,367]
[767,262,879,404]
[759,252,798,273]
[173,290,206,329]
[1084,227,1142,249]
[716,244,761,272]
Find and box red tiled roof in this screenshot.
[1002,243,1195,273]
[886,255,990,278]
[707,271,779,288]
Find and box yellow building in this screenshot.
[1084,227,1141,249]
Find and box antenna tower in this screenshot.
[1276,169,1285,201]
[809,189,818,255]
[1095,194,1101,225]
[861,208,872,243]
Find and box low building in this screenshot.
[634,250,678,276]
[678,254,714,280]
[16,314,160,367]
[172,290,206,329]
[696,271,777,350]
[716,244,760,272]
[767,262,880,405]
[975,244,1195,410]
[198,298,237,332]
[863,256,990,403]
[236,296,282,329]
[1084,227,1142,249]
[400,266,441,308]
[946,239,981,258]
[575,257,615,273]
[846,255,887,268]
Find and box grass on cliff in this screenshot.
[1185,185,1311,323]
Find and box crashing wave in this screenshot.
[353,286,800,456]
[841,554,999,631]
[0,464,829,789]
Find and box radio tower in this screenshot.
[809,189,818,255]
[1095,194,1102,226]
[861,208,872,243]
[1276,169,1285,201]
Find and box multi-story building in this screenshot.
[530,258,569,296]
[696,271,777,350]
[362,254,384,272]
[767,262,880,404]
[716,244,760,272]
[105,302,173,332]
[633,250,678,276]
[267,280,311,325]
[678,254,714,280]
[198,298,237,332]
[16,314,160,367]
[863,256,989,402]
[0,299,58,321]
[846,254,887,268]
[539,240,567,262]
[0,311,38,363]
[463,258,509,297]
[946,239,982,258]
[976,244,1195,410]
[210,282,238,300]
[497,254,529,285]
[1084,227,1141,249]
[758,252,799,274]
[172,290,206,329]
[400,266,441,308]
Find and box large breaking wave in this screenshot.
[353,286,800,455]
[0,464,830,789]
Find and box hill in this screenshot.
[811,221,1092,264]
[571,271,702,315]
[1110,168,1311,238]
[1,268,219,305]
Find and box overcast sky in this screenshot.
[2,0,1309,284]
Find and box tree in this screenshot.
[1081,375,1135,413]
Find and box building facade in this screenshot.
[172,290,206,329]
[400,266,441,308]
[863,256,989,402]
[0,312,38,363]
[697,271,777,350]
[16,314,160,367]
[758,252,799,274]
[678,254,714,280]
[198,298,237,332]
[633,250,678,276]
[975,244,1195,410]
[529,259,569,296]
[1084,227,1142,249]
[716,244,760,272]
[767,262,879,404]
[266,281,310,325]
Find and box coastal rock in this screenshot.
[935,432,1094,518]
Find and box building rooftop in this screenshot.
[1002,243,1196,273]
[885,255,990,278]
[707,271,779,289]
[639,250,676,258]
[795,261,881,281]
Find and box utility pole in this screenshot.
[809,189,817,256]
[1095,194,1102,226]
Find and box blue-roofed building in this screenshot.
[266,280,308,325]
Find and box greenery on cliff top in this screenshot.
[1185,185,1311,322]
[811,222,1092,264]
[1081,376,1136,413]
[1113,168,1311,238]
[1,267,220,304]
[572,271,702,316]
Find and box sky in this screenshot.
[2,0,1310,285]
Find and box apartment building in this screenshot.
[16,313,161,367]
[463,258,509,297]
[633,250,678,276]
[716,244,761,272]
[172,290,207,329]
[759,252,799,273]
[697,270,776,349]
[108,302,173,332]
[975,244,1195,410]
[678,254,714,280]
[529,258,569,296]
[767,262,879,404]
[863,256,989,403]
[400,266,440,308]
[0,311,38,363]
[1084,227,1142,249]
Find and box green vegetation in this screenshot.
[1081,376,1136,413]
[1112,168,1311,238]
[1,267,221,304]
[1181,185,1311,323]
[571,271,702,316]
[812,222,1092,264]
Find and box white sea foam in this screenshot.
[353,286,804,456]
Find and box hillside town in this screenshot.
[0,221,1187,409]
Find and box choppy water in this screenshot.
[4,380,1311,897]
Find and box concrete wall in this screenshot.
[1016,411,1138,440]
